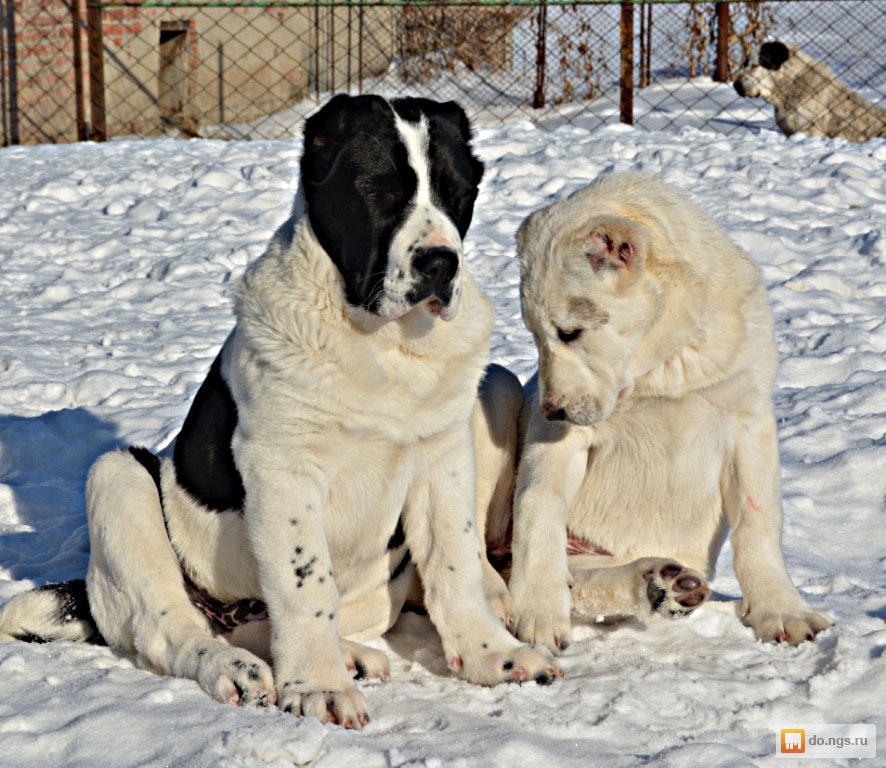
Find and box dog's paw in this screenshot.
[192,644,276,707]
[642,561,711,617]
[340,640,390,682]
[510,579,573,654]
[743,604,834,645]
[278,680,369,729]
[452,642,563,687]
[512,605,572,655]
[482,564,514,626]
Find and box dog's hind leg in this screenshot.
[85,449,276,706]
[569,556,710,622]
[472,363,522,624]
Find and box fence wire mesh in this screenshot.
[2,0,885,145]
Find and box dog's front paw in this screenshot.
[510,579,573,654]
[278,680,369,729]
[482,563,514,626]
[191,643,276,707]
[451,642,563,687]
[641,560,710,617]
[340,640,390,682]
[743,603,834,645]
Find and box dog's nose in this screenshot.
[733,79,745,97]
[542,402,567,421]
[413,247,459,287]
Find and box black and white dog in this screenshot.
[0,95,559,728]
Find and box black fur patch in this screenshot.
[390,550,412,582]
[759,41,790,71]
[387,517,406,550]
[128,446,162,495]
[15,580,104,645]
[173,353,246,512]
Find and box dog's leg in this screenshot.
[723,404,834,645]
[85,450,276,705]
[405,425,562,686]
[472,363,522,624]
[236,458,368,728]
[569,557,710,621]
[507,395,592,654]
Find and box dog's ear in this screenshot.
[301,94,390,184]
[583,217,647,276]
[759,41,790,71]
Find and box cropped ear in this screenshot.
[759,41,790,71]
[583,217,647,275]
[301,94,390,184]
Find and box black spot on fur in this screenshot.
[173,353,246,513]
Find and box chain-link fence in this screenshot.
[2,0,885,145]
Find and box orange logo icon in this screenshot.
[781,729,805,754]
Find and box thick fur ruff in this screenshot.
[491,172,833,654]
[734,41,886,142]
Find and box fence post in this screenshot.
[714,2,730,82]
[620,1,634,125]
[86,1,106,141]
[532,0,546,109]
[71,0,87,141]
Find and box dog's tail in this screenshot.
[0,579,103,644]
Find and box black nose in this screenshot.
[734,79,745,97]
[413,247,459,287]
[542,402,567,421]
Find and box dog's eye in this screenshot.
[557,327,582,344]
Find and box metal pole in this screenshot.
[358,5,363,94]
[532,0,546,109]
[86,1,107,141]
[71,0,87,140]
[714,2,730,83]
[619,1,633,125]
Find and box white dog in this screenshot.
[492,172,834,653]
[0,95,559,728]
[734,40,886,142]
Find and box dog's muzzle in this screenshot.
[407,246,460,316]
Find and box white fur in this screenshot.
[499,172,834,653]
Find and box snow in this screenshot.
[1,82,885,767]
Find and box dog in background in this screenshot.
[734,40,886,142]
[494,172,834,654]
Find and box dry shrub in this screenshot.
[685,1,776,78]
[400,4,531,82]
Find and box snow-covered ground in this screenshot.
[0,83,884,766]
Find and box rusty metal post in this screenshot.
[86,0,106,141]
[314,6,320,98]
[358,6,363,94]
[639,2,652,88]
[714,2,730,82]
[620,1,634,125]
[71,0,87,141]
[532,0,546,109]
